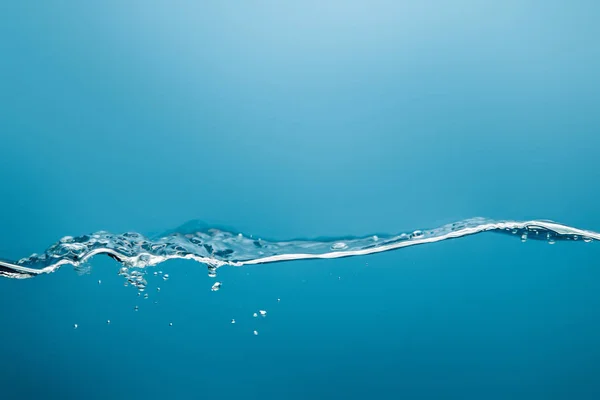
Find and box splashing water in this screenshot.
[0,218,598,280]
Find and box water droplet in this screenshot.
[231,319,236,324]
[73,323,78,329]
[253,330,258,336]
[583,237,593,243]
[372,235,379,241]
[259,310,267,317]
[211,282,222,292]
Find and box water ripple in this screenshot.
[1,218,598,279]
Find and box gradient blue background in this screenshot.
[1,1,599,399]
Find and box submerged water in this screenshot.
[2,2,600,399]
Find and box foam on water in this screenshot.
[0,217,598,280]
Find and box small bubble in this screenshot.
[211,282,222,292]
[107,320,111,325]
[124,282,129,287]
[137,292,141,297]
[372,235,379,241]
[169,322,173,326]
[521,233,528,242]
[73,323,78,329]
[253,313,258,318]
[277,298,281,302]
[163,274,169,281]
[98,280,102,285]
[253,330,258,336]
[231,319,236,324]
[331,242,348,250]
[153,272,158,276]
[411,230,424,239]
[259,310,267,317]
[583,237,593,243]
[134,306,139,311]
[144,293,149,299]
[156,287,161,292]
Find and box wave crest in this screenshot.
[1,217,598,279]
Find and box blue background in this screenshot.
[1,1,599,399]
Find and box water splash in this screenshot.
[0,217,598,280]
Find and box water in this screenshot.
[1,218,598,279]
[2,2,600,399]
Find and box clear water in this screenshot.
[2,2,600,399]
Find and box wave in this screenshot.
[1,218,598,280]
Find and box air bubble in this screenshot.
[411,230,424,239]
[259,310,267,317]
[583,237,593,243]
[231,319,236,324]
[73,323,78,329]
[163,274,169,281]
[144,293,149,299]
[157,287,161,292]
[331,242,348,250]
[107,320,111,325]
[521,233,528,242]
[253,330,258,336]
[98,280,102,285]
[253,313,258,318]
[211,282,222,292]
[134,305,139,311]
[169,322,173,326]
